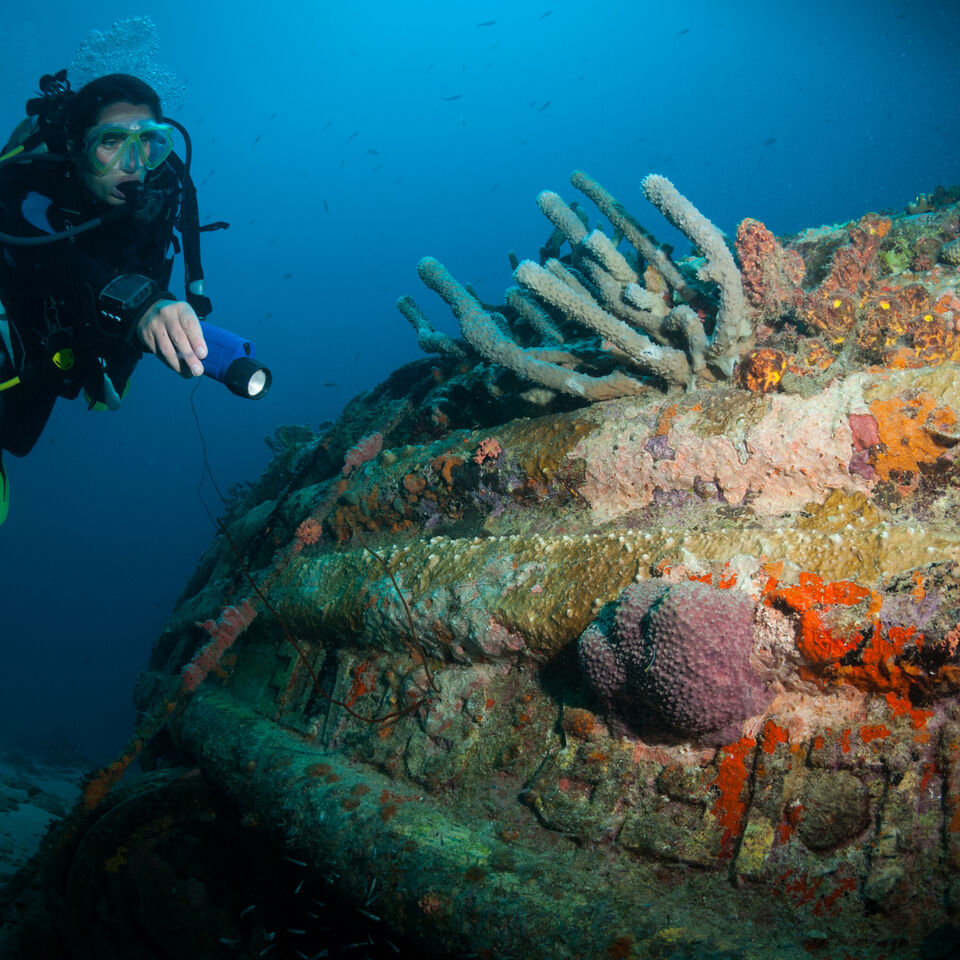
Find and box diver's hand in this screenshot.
[137,299,208,377]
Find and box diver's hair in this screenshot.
[65,73,162,143]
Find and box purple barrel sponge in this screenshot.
[578,579,772,746]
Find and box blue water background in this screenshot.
[1,0,958,762]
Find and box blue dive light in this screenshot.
[201,322,272,399]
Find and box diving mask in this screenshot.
[83,120,174,174]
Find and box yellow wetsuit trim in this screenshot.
[0,143,25,164]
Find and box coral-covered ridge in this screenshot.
[59,177,960,960]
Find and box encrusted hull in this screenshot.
[125,190,960,958]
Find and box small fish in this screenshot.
[425,62,435,72]
[441,94,463,101]
[240,904,256,918]
[253,134,261,145]
[539,10,551,18]
[269,112,277,120]
[287,928,307,935]
[323,382,338,387]
[477,20,496,26]
[283,272,293,280]
[763,137,777,146]
[323,120,332,130]
[537,100,551,111]
[294,877,305,895]
[678,27,690,35]
[367,148,378,155]
[323,199,329,213]
[346,131,359,141]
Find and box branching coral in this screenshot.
[400,171,756,398]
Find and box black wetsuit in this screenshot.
[0,153,180,457]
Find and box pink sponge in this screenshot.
[578,579,772,746]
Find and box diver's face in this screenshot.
[78,101,157,207]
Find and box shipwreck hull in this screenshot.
[127,354,960,959]
[172,686,955,959]
[100,188,960,958]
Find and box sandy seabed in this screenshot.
[0,749,83,883]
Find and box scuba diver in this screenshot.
[0,71,267,525]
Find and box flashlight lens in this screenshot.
[224,358,272,400]
[248,369,268,397]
